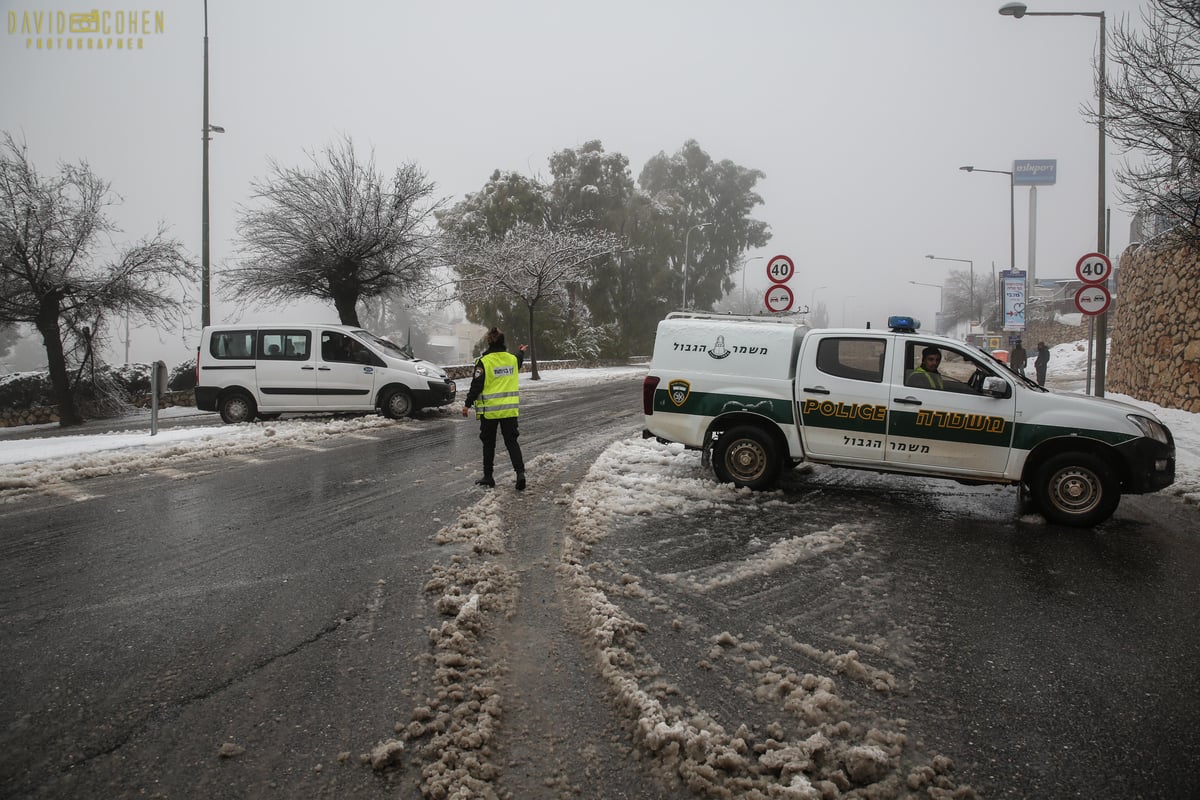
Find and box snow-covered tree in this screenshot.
[445,222,625,379]
[1100,0,1200,243]
[0,132,193,426]
[227,136,441,326]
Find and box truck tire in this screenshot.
[219,391,256,424]
[1031,451,1120,527]
[713,426,781,490]
[381,387,414,419]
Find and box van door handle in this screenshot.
[317,366,331,371]
[801,387,830,395]
[894,397,922,405]
[301,365,315,371]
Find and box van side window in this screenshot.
[211,330,256,360]
[260,330,310,360]
[815,338,886,383]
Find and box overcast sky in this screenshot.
[0,0,1149,364]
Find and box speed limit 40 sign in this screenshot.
[766,254,795,284]
[1076,252,1112,285]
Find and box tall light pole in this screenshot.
[999,1,1108,396]
[925,254,976,332]
[959,165,1016,274]
[201,0,225,328]
[741,255,764,312]
[682,222,711,309]
[810,285,827,313]
[909,280,945,333]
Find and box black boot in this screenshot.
[475,475,495,488]
[515,473,526,491]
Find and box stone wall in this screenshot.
[1108,233,1200,412]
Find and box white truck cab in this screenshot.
[643,312,1175,527]
[194,323,455,423]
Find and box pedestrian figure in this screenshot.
[462,327,527,490]
[1035,341,1050,386]
[1011,340,1028,377]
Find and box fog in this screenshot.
[1,0,1148,367]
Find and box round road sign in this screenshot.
[764,284,794,312]
[1075,252,1112,285]
[766,254,795,284]
[1074,284,1111,315]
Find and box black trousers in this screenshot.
[479,416,524,476]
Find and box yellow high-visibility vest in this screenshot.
[476,351,520,419]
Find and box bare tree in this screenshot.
[1098,0,1200,243]
[226,137,441,326]
[446,222,625,379]
[0,133,193,427]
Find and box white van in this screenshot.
[194,324,456,423]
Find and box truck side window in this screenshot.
[815,338,886,383]
[261,329,310,360]
[211,330,255,360]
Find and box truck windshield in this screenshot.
[355,330,415,360]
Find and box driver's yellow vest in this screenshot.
[476,351,520,419]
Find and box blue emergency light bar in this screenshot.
[888,315,920,333]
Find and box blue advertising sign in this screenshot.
[1001,269,1027,332]
[1013,159,1057,186]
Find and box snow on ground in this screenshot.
[0,367,647,495]
[1,343,1196,504]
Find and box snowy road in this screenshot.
[2,365,1199,798]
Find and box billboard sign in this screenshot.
[1013,159,1057,186]
[1001,269,1027,332]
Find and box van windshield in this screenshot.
[355,330,415,360]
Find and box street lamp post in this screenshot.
[741,255,764,312]
[810,285,827,314]
[925,254,976,332]
[1000,2,1108,395]
[959,165,1016,273]
[682,222,711,309]
[201,0,225,329]
[909,280,945,333]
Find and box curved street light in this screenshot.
[909,280,945,333]
[999,1,1109,396]
[741,255,764,311]
[959,165,1015,273]
[682,222,711,309]
[810,285,827,314]
[925,254,976,332]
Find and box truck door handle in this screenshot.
[802,387,830,395]
[894,397,922,405]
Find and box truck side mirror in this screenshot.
[982,376,1010,398]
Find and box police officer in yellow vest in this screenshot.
[462,327,526,490]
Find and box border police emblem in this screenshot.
[668,379,691,407]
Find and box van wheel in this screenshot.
[713,426,781,490]
[381,387,414,419]
[219,391,256,424]
[1031,452,1120,527]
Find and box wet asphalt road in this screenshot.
[2,374,1199,799]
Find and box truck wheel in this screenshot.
[713,426,781,490]
[1031,452,1120,527]
[219,391,256,424]
[381,387,414,419]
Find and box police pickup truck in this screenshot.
[642,312,1175,527]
